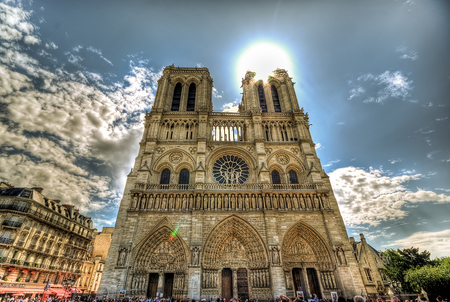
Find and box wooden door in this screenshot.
[237,268,249,301]
[147,273,159,298]
[222,268,233,300]
[164,273,174,298]
[307,268,321,298]
[292,268,302,292]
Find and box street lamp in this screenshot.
[62,277,76,300]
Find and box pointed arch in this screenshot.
[258,84,267,112]
[202,215,269,269]
[132,217,188,273]
[281,221,333,270]
[171,82,182,111]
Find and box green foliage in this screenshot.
[405,257,450,300]
[3,276,9,281]
[379,247,432,293]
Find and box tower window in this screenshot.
[179,169,190,185]
[160,169,171,184]
[271,85,281,112]
[271,170,281,184]
[187,83,196,111]
[258,84,267,112]
[171,83,182,111]
[288,170,299,184]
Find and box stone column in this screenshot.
[158,272,165,297]
[188,267,201,300]
[232,269,238,299]
[301,268,311,299]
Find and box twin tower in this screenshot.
[100,66,388,300]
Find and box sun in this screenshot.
[237,43,292,83]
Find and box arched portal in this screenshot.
[281,221,335,299]
[202,215,271,300]
[131,223,188,298]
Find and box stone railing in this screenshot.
[135,182,324,191]
[2,220,23,228]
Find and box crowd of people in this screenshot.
[3,294,447,302]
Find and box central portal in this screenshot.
[237,268,249,301]
[222,268,233,300]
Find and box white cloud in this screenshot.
[45,41,58,49]
[396,46,418,61]
[329,166,450,227]
[389,158,401,164]
[436,117,448,121]
[222,99,240,113]
[212,87,222,98]
[315,143,323,150]
[426,151,439,160]
[348,71,413,103]
[388,229,450,258]
[323,159,340,167]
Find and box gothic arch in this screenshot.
[185,76,201,86]
[281,221,333,270]
[153,148,196,172]
[202,215,269,269]
[266,150,307,172]
[267,77,282,88]
[132,217,188,273]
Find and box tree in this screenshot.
[405,257,450,300]
[379,247,432,293]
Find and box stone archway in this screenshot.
[201,215,271,300]
[131,222,188,298]
[281,221,335,299]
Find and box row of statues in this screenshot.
[320,271,337,289]
[130,192,330,211]
[250,269,270,288]
[202,270,218,288]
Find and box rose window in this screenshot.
[213,155,249,184]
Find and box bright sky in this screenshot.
[0,0,449,257]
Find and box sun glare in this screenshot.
[237,43,292,83]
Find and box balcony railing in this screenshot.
[0,237,15,244]
[2,220,23,228]
[135,182,324,191]
[17,241,25,247]
[0,204,29,212]
[29,244,36,250]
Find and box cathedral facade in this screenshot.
[100,66,388,300]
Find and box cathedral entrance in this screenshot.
[237,268,249,301]
[306,268,321,298]
[222,268,233,300]
[164,273,174,298]
[147,273,159,298]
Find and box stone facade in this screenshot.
[0,182,95,294]
[100,66,387,300]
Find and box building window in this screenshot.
[160,169,171,185]
[187,83,196,111]
[258,84,267,112]
[364,268,373,282]
[179,169,190,185]
[288,170,299,184]
[379,269,387,281]
[171,83,182,111]
[271,170,281,184]
[271,85,281,112]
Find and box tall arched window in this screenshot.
[160,169,171,185]
[171,83,182,111]
[187,83,196,111]
[258,84,267,112]
[271,170,281,184]
[288,170,299,184]
[179,169,190,189]
[271,85,281,112]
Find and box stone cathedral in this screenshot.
[100,66,389,301]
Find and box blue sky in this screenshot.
[0,0,449,257]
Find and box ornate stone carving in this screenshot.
[334,246,347,265]
[117,247,128,267]
[169,151,183,164]
[189,147,197,154]
[191,246,201,266]
[156,147,165,154]
[276,153,290,165]
[212,155,249,184]
[271,246,280,265]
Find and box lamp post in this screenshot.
[62,277,76,300]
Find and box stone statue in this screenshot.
[217,194,222,209]
[245,195,250,210]
[335,246,347,265]
[131,195,138,208]
[168,195,174,210]
[292,194,299,209]
[162,195,168,210]
[191,246,200,266]
[189,194,194,210]
[279,195,285,209]
[285,195,292,209]
[257,194,263,209]
[313,194,320,208]
[272,194,278,209]
[231,195,236,209]
[175,194,181,209]
[148,195,154,209]
[196,194,201,209]
[117,248,128,267]
[224,194,229,209]
[182,195,187,210]
[272,246,280,265]
[155,195,161,209]
[204,194,209,210]
[265,194,271,209]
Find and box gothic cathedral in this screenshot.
[100,66,388,300]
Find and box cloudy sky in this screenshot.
[0,0,449,257]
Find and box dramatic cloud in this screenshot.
[329,167,450,227]
[0,2,161,215]
[388,229,450,258]
[222,99,239,112]
[348,71,413,103]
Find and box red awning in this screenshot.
[0,287,44,294]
